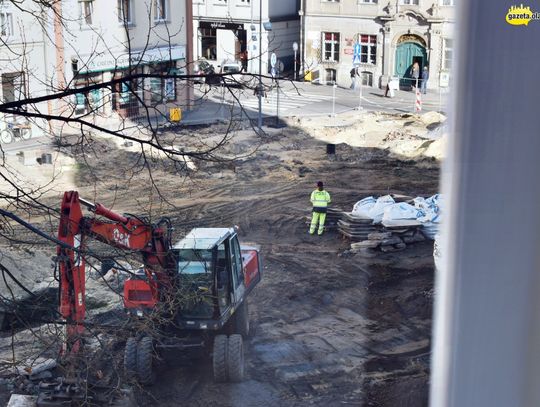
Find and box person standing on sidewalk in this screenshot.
[309,181,332,235]
[421,66,429,94]
[350,67,358,90]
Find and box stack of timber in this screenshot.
[350,219,425,257]
[325,208,344,228]
[338,212,377,240]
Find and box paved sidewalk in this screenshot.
[180,79,450,125]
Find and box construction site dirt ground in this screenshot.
[0,111,441,406]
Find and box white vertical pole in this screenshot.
[358,74,363,110]
[331,81,336,116]
[294,50,297,81]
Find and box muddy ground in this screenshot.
[0,117,439,406]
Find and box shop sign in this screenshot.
[199,21,244,30]
[78,45,186,74]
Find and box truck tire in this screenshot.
[213,334,228,383]
[124,337,138,378]
[136,336,155,385]
[227,334,245,382]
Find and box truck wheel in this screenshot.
[124,337,138,378]
[213,334,228,382]
[227,334,245,382]
[136,336,155,385]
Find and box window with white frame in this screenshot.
[359,0,377,3]
[117,0,132,24]
[401,0,419,4]
[79,0,94,25]
[441,0,455,4]
[240,0,250,2]
[325,0,340,2]
[322,32,340,62]
[0,11,13,36]
[443,38,453,70]
[154,0,167,21]
[359,34,377,64]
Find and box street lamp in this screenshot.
[293,42,298,81]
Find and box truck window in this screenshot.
[231,235,244,286]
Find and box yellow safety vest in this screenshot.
[311,190,331,210]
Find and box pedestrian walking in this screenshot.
[309,181,332,235]
[421,66,429,94]
[411,62,420,90]
[350,67,358,90]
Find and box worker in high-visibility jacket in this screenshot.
[310,181,332,235]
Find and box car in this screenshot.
[194,59,221,85]
[219,61,247,88]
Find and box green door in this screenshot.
[395,42,427,88]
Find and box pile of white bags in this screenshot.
[351,193,443,239]
[352,195,395,223]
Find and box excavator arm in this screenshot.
[56,191,175,355]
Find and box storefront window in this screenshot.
[200,28,217,61]
[148,63,177,104]
[73,72,103,115]
[112,68,143,118]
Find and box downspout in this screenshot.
[53,0,65,114]
[186,0,194,109]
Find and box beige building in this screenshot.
[300,0,455,90]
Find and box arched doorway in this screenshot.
[395,34,427,89]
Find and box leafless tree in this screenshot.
[0,0,280,403]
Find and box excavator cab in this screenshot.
[172,227,260,328]
[124,227,261,326]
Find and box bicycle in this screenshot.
[0,123,32,144]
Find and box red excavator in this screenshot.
[38,191,261,404]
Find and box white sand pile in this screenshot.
[295,111,447,161]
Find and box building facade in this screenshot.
[0,0,192,141]
[63,0,191,121]
[192,0,300,75]
[300,0,455,90]
[0,0,51,140]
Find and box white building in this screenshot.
[0,0,51,141]
[192,0,300,76]
[0,0,192,142]
[300,0,455,90]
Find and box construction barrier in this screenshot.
[415,89,422,112]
